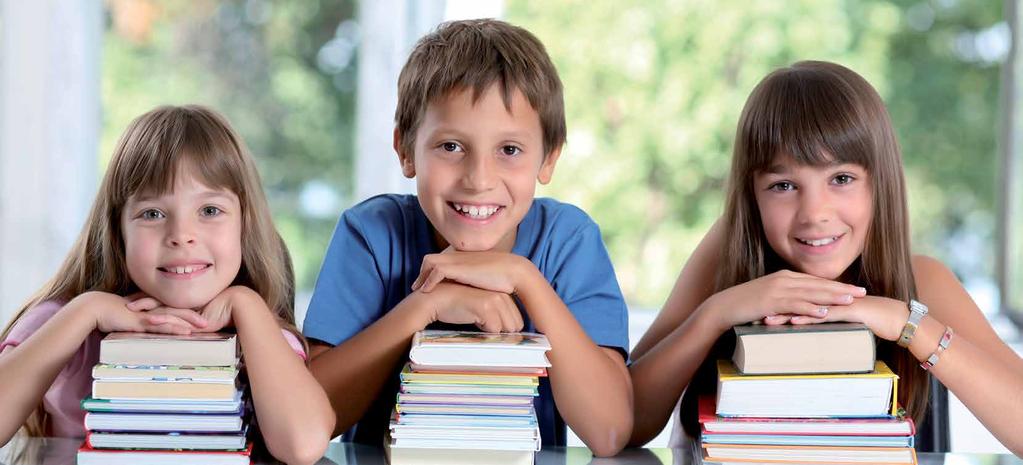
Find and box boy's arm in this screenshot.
[513,264,633,457]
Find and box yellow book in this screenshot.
[716,360,899,418]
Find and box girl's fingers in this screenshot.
[790,315,829,325]
[147,308,208,328]
[792,287,857,306]
[126,297,161,312]
[786,272,867,297]
[763,315,791,325]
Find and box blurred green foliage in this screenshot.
[102,1,1005,310]
[102,0,357,290]
[508,0,1003,308]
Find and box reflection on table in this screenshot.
[1,437,1020,465]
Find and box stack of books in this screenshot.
[386,330,552,465]
[701,323,918,465]
[76,332,252,465]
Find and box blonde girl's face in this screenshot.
[121,163,243,309]
[754,154,872,280]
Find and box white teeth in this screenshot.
[799,236,838,247]
[452,203,499,219]
[167,265,205,274]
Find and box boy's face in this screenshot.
[754,154,872,280]
[122,163,243,309]
[398,84,561,252]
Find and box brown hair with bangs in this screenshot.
[679,61,929,436]
[394,18,565,158]
[1,105,299,436]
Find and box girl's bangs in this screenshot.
[745,66,875,173]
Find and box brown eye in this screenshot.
[769,181,795,192]
[501,145,522,156]
[441,142,461,152]
[833,174,855,185]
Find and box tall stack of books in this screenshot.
[700,323,918,465]
[77,332,252,465]
[386,330,552,465]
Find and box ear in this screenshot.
[394,128,416,178]
[537,145,563,185]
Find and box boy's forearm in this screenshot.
[627,303,722,446]
[308,292,434,437]
[231,289,334,464]
[513,266,633,457]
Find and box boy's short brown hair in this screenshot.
[395,19,566,157]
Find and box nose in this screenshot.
[462,153,496,191]
[796,188,832,225]
[165,216,198,247]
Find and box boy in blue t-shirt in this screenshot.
[304,19,632,456]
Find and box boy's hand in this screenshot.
[420,282,524,333]
[412,250,530,295]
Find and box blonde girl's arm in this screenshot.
[0,291,203,445]
[225,287,334,465]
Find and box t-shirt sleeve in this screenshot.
[303,210,387,347]
[0,300,64,355]
[547,215,630,358]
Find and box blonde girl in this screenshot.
[0,105,334,464]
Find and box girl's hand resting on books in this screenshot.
[421,282,524,333]
[788,295,907,341]
[81,291,206,335]
[701,270,867,333]
[412,249,530,295]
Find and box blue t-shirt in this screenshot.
[304,194,629,446]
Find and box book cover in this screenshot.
[85,430,249,450]
[92,380,240,401]
[399,364,540,386]
[732,322,876,375]
[84,411,246,433]
[92,363,238,382]
[409,330,551,368]
[716,360,899,418]
[81,393,244,414]
[77,442,253,465]
[701,443,918,464]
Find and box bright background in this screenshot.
[1,0,1021,452]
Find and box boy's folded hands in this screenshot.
[412,249,533,296]
[417,281,524,333]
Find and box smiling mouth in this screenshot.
[795,234,845,247]
[448,202,503,220]
[157,264,211,275]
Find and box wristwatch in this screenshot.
[898,299,928,348]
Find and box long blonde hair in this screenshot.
[1,105,299,436]
[680,61,929,436]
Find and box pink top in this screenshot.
[0,300,307,438]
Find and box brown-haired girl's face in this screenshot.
[121,162,243,309]
[754,154,872,280]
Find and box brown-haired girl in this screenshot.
[628,61,1023,455]
[0,105,334,464]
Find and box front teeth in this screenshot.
[452,203,499,219]
[168,265,204,274]
[798,236,838,247]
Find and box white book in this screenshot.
[99,332,237,366]
[86,431,247,450]
[409,330,551,368]
[84,412,244,432]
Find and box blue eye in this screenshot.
[501,145,522,156]
[768,181,795,192]
[201,206,222,217]
[141,209,165,220]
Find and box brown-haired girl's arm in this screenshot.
[0,291,204,445]
[306,282,522,438]
[204,286,334,465]
[627,219,868,446]
[808,256,1023,455]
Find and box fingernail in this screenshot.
[856,287,867,295]
[818,306,829,315]
[842,294,853,303]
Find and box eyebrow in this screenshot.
[763,159,846,174]
[130,190,234,205]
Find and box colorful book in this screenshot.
[385,435,534,465]
[408,330,551,368]
[395,403,534,416]
[91,380,239,401]
[81,394,243,413]
[85,431,248,450]
[400,364,539,386]
[397,393,536,406]
[698,395,915,436]
[716,360,898,418]
[732,322,875,375]
[400,383,538,397]
[84,412,245,433]
[77,442,253,465]
[99,332,237,366]
[701,433,914,448]
[92,363,238,382]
